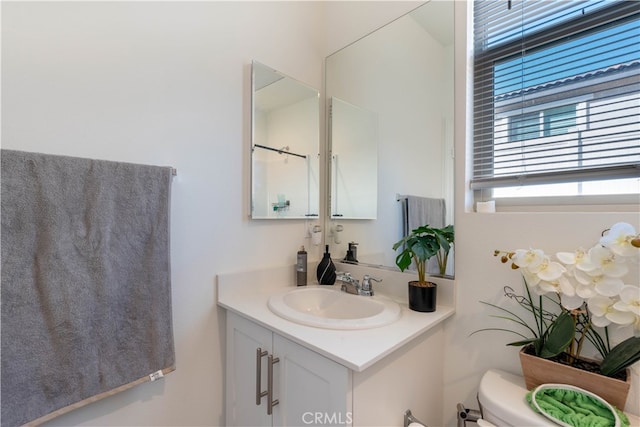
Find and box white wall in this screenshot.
[1,1,423,426]
[443,1,640,425]
[2,2,328,425]
[6,2,636,426]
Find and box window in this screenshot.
[472,1,640,200]
[543,105,576,137]
[508,104,577,142]
[509,111,540,141]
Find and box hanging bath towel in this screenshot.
[1,149,175,426]
[404,195,446,274]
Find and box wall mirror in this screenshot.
[324,1,455,274]
[330,97,378,219]
[251,60,320,219]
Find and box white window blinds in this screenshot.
[471,0,640,191]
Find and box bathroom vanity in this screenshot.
[217,265,455,426]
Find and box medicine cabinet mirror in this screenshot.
[325,1,455,273]
[251,60,320,219]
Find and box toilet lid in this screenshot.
[478,369,551,426]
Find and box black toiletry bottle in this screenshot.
[296,246,307,286]
[317,245,337,285]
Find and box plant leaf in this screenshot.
[507,339,538,347]
[469,328,530,341]
[477,301,541,339]
[601,336,640,376]
[539,311,574,358]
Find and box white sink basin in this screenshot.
[267,286,401,330]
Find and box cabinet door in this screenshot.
[226,312,273,427]
[272,334,352,427]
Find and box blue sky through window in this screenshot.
[494,13,639,96]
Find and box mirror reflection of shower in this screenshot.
[250,61,320,219]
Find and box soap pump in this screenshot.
[344,242,359,264]
[316,245,336,285]
[296,246,307,286]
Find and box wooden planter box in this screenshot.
[519,347,631,410]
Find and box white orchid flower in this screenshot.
[557,248,597,272]
[521,261,567,296]
[572,269,599,299]
[573,268,624,298]
[600,222,638,257]
[512,249,545,270]
[588,295,615,327]
[606,309,637,326]
[573,268,593,285]
[589,295,636,327]
[560,293,585,310]
[613,285,640,316]
[593,276,625,297]
[588,246,628,278]
[536,275,579,306]
[531,258,566,282]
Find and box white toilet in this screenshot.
[477,368,640,426]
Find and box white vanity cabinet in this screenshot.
[226,312,352,427]
[218,267,454,426]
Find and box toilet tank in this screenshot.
[477,369,550,426]
[478,368,640,427]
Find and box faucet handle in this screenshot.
[361,275,382,295]
[362,275,382,284]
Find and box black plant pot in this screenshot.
[408,281,437,312]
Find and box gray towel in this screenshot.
[405,195,445,231]
[404,195,446,275]
[1,149,175,426]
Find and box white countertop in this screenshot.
[217,265,455,372]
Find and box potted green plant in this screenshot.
[472,222,640,409]
[393,224,454,312]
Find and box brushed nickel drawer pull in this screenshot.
[267,354,280,415]
[255,348,268,405]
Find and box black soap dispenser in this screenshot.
[316,245,337,285]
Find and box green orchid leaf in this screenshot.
[539,311,574,358]
[469,328,530,341]
[601,336,640,376]
[507,339,538,347]
[477,301,541,339]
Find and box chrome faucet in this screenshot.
[336,272,360,295]
[336,272,382,296]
